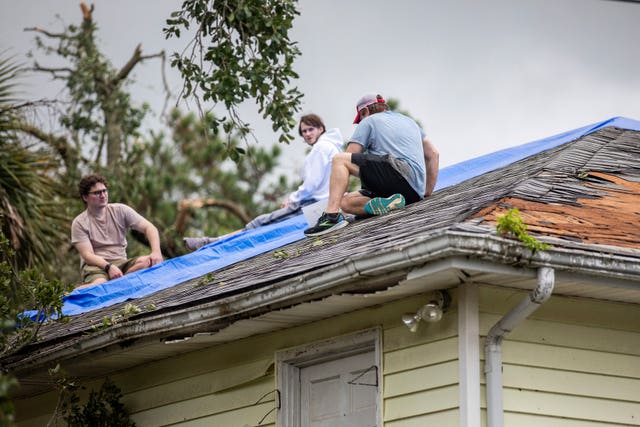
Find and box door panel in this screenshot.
[300,351,377,427]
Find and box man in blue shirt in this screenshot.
[304,93,439,237]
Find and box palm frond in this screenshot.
[0,53,70,270]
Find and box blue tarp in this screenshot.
[28,215,308,319]
[435,116,640,191]
[31,116,640,319]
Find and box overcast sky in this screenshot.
[1,0,640,174]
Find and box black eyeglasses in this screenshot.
[88,189,108,196]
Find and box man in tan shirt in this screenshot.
[71,174,163,289]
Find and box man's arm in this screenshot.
[74,240,108,270]
[288,145,330,204]
[423,136,440,197]
[133,218,163,266]
[74,240,124,279]
[346,142,363,154]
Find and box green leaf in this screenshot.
[496,208,551,253]
[168,0,303,149]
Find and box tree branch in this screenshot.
[16,122,76,162]
[175,198,251,235]
[23,27,68,39]
[158,50,171,117]
[114,44,166,84]
[0,99,57,114]
[80,2,93,22]
[32,62,73,75]
[114,44,142,83]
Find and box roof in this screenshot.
[8,117,640,397]
[29,116,639,319]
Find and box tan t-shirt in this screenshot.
[71,203,145,263]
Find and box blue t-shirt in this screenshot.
[350,111,426,196]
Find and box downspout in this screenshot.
[484,266,555,427]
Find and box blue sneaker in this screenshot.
[365,193,406,215]
[304,212,349,237]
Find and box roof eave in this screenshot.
[7,230,640,377]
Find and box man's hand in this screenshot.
[135,218,163,266]
[136,253,163,269]
[109,264,124,279]
[149,251,163,266]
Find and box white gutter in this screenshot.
[484,266,555,427]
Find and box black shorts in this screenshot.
[351,153,421,204]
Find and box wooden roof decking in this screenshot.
[474,128,640,248]
[14,126,640,352]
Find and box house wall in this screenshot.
[14,294,461,427]
[479,286,640,426]
[14,284,640,426]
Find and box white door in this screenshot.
[300,351,378,427]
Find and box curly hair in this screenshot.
[78,174,108,199]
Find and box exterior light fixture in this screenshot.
[402,290,451,332]
[401,313,421,333]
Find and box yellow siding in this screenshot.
[16,294,460,427]
[15,285,640,427]
[13,390,58,427]
[384,336,458,373]
[384,408,459,427]
[504,412,621,427]
[130,376,275,426]
[381,294,460,423]
[504,389,639,425]
[503,340,640,378]
[479,286,640,426]
[124,357,273,413]
[384,385,459,421]
[504,364,639,401]
[384,359,458,398]
[155,401,276,427]
[12,414,52,427]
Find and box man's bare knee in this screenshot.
[134,257,148,268]
[126,256,151,274]
[332,153,359,176]
[333,152,351,163]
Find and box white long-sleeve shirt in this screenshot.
[288,128,344,203]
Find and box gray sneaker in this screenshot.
[183,237,220,252]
